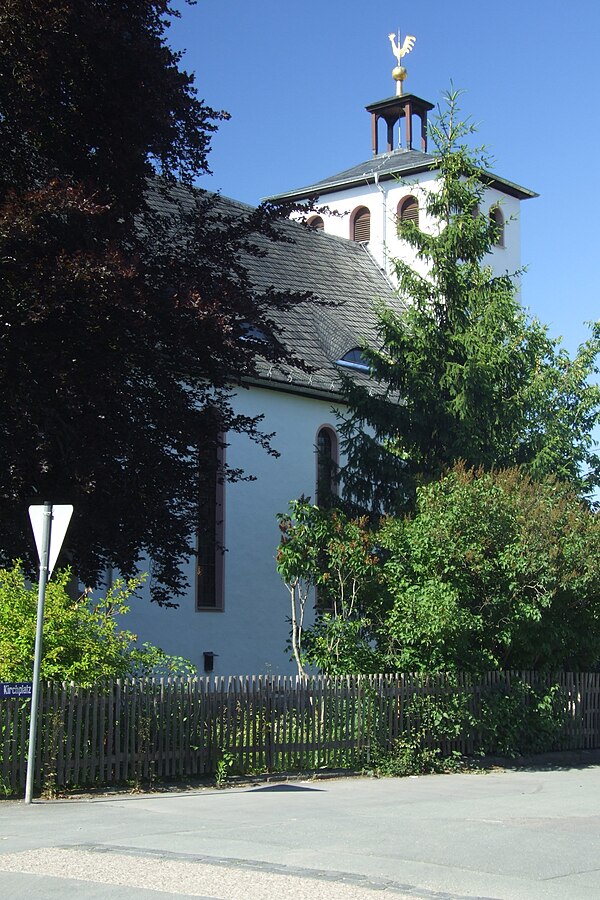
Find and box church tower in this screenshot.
[266,33,535,281]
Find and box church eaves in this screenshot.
[266,149,537,204]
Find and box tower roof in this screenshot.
[266,149,537,204]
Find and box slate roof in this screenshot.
[267,148,537,203]
[243,209,399,395]
[149,183,399,398]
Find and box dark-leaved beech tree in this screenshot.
[0,1,304,601]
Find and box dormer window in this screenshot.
[398,195,419,228]
[351,207,370,243]
[241,323,268,342]
[308,215,324,230]
[489,205,505,247]
[336,348,370,372]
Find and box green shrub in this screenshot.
[367,689,475,776]
[478,680,568,757]
[379,466,600,673]
[0,562,195,684]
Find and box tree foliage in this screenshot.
[340,91,600,515]
[276,500,383,675]
[277,94,600,678]
[378,465,600,673]
[278,467,600,675]
[0,1,304,600]
[0,563,195,684]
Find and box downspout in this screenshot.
[373,171,388,273]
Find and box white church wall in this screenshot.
[121,384,343,677]
[309,175,522,283]
[482,188,521,276]
[313,172,435,277]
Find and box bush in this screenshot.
[0,562,195,684]
[277,500,384,674]
[367,689,475,776]
[379,465,600,673]
[478,680,568,757]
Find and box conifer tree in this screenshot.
[340,91,600,515]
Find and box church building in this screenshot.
[123,48,536,676]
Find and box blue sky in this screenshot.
[169,0,599,356]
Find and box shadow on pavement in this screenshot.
[248,784,324,792]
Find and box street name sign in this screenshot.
[0,682,33,699]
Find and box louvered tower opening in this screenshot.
[399,196,419,227]
[352,207,370,242]
[489,205,505,247]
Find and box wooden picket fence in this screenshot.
[2,671,600,796]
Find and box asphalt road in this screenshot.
[1,765,600,899]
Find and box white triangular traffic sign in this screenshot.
[28,504,73,577]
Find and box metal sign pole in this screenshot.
[24,501,53,805]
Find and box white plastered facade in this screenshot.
[122,155,527,677]
[307,174,522,282]
[122,385,343,676]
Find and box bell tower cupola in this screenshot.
[366,31,434,154]
[367,93,434,154]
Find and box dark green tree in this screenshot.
[0,1,303,601]
[340,91,600,515]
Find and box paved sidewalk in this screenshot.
[2,765,600,898]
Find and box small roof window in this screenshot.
[241,323,268,342]
[336,347,370,372]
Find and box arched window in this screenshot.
[196,410,225,611]
[489,205,505,247]
[308,215,324,231]
[398,195,419,228]
[316,426,338,508]
[351,206,370,243]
